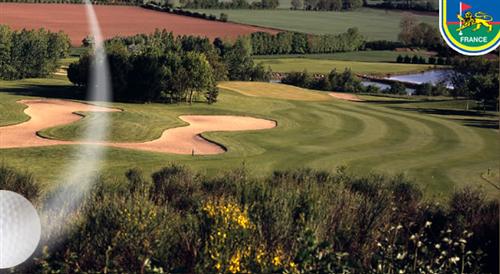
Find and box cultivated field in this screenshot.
[1,79,498,198]
[256,58,435,74]
[0,3,277,45]
[188,8,438,40]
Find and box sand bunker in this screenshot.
[0,99,117,148]
[110,115,276,155]
[328,92,364,102]
[0,99,276,155]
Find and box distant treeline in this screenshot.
[68,30,270,104]
[290,0,363,11]
[365,0,438,12]
[396,54,452,65]
[251,28,364,55]
[0,0,139,4]
[282,69,365,93]
[177,0,364,10]
[142,2,229,21]
[0,25,70,80]
[180,0,280,9]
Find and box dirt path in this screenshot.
[0,99,276,155]
[328,92,364,102]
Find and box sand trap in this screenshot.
[110,115,276,155]
[0,99,276,155]
[328,92,364,102]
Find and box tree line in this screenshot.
[451,57,499,110]
[282,69,365,93]
[68,30,270,104]
[0,25,70,80]
[179,0,280,9]
[0,0,140,4]
[142,2,230,22]
[396,54,452,65]
[251,28,364,55]
[3,164,497,273]
[291,0,363,10]
[366,0,438,12]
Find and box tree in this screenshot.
[128,53,169,102]
[398,13,417,45]
[396,55,404,63]
[0,26,70,80]
[403,55,412,63]
[388,82,407,95]
[182,51,216,104]
[415,83,433,96]
[0,25,13,79]
[451,57,499,110]
[291,0,303,9]
[224,37,255,81]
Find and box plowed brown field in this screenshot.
[0,3,278,45]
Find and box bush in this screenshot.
[282,68,363,93]
[14,165,497,273]
[364,40,404,50]
[403,55,412,63]
[396,54,404,63]
[0,165,40,202]
[387,82,407,95]
[219,13,228,22]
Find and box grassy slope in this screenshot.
[256,58,434,74]
[218,81,332,101]
[0,79,498,199]
[189,8,438,41]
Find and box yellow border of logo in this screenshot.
[440,0,500,55]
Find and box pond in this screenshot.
[361,69,454,95]
[386,69,454,88]
[361,80,415,95]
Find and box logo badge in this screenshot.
[440,0,500,55]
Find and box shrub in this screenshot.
[151,164,200,210]
[0,165,40,202]
[387,82,407,95]
[396,54,404,63]
[219,12,228,22]
[17,166,498,273]
[403,55,412,63]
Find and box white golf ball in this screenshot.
[0,190,41,269]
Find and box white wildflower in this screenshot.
[450,256,460,264]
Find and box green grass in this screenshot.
[189,8,438,41]
[256,58,435,74]
[218,81,333,101]
[254,50,432,63]
[0,79,498,199]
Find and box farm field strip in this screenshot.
[188,8,438,41]
[0,3,278,45]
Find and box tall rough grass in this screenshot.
[1,164,497,273]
